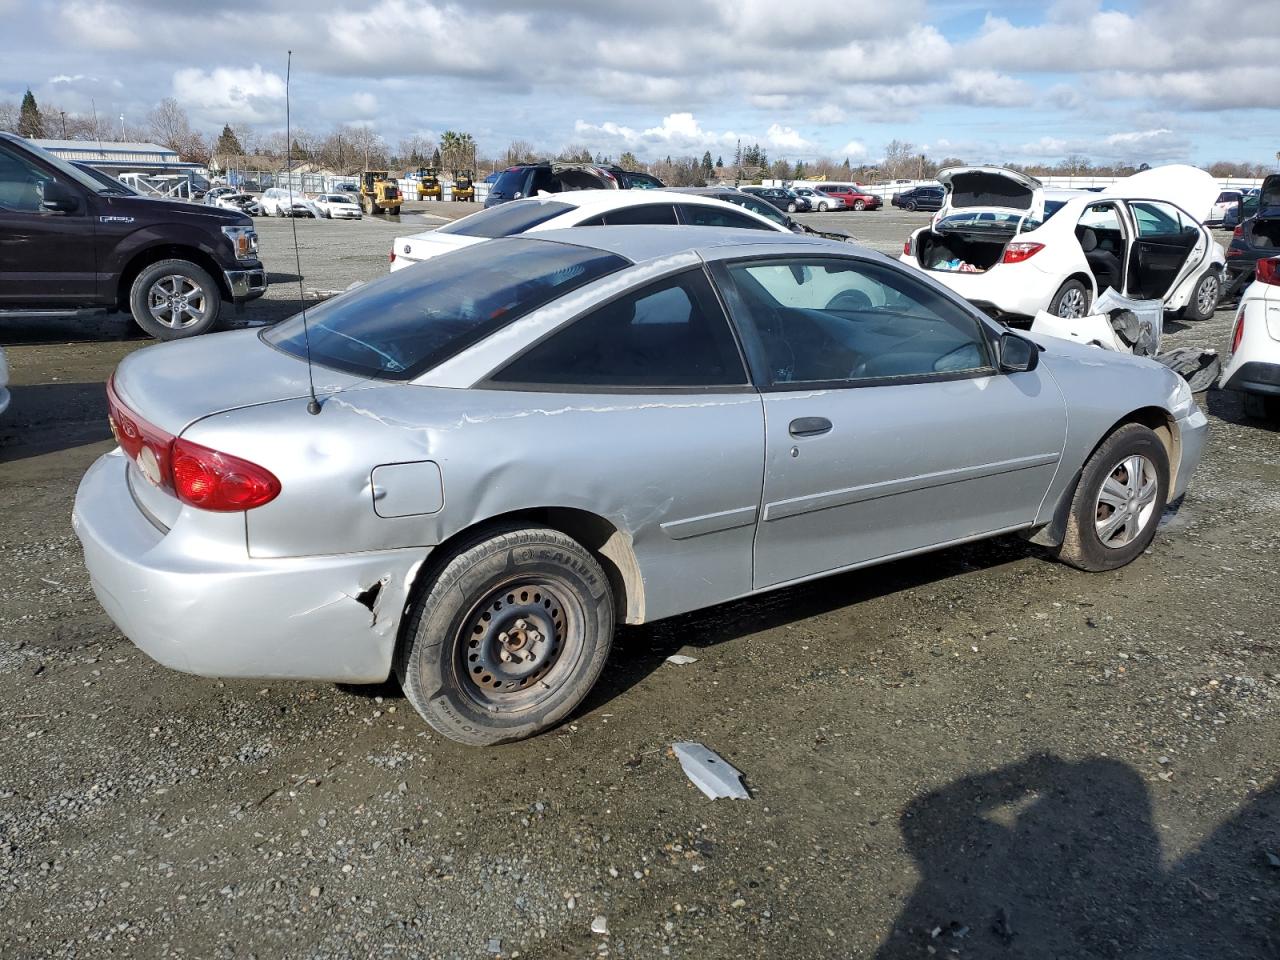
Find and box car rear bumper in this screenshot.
[1223,360,1280,397]
[224,266,267,302]
[73,450,426,683]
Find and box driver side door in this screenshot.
[712,255,1068,589]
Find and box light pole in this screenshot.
[118,114,125,140]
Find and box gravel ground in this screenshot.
[1,207,1278,960]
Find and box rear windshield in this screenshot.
[619,171,665,189]
[437,199,574,238]
[936,211,1034,234]
[263,238,628,380]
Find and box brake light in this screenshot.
[1233,225,1243,238]
[903,238,912,255]
[171,438,281,511]
[1002,242,1045,264]
[389,249,396,263]
[105,374,280,511]
[1257,257,1280,286]
[1232,314,1245,352]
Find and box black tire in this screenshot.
[786,202,797,213]
[903,200,917,212]
[1053,424,1170,572]
[1242,392,1280,421]
[1180,270,1221,322]
[1049,278,1091,319]
[397,526,615,746]
[128,259,222,340]
[818,201,829,212]
[853,199,866,211]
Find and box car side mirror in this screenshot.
[999,332,1039,373]
[40,180,81,214]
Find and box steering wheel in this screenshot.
[826,289,873,312]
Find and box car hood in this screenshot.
[1100,164,1219,223]
[103,194,251,227]
[112,328,370,436]
[937,166,1042,214]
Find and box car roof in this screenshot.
[527,224,869,265]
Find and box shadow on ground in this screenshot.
[0,382,112,463]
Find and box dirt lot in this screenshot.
[1,208,1278,959]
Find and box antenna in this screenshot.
[285,50,322,416]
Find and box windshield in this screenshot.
[492,167,532,197]
[437,199,574,238]
[263,237,628,380]
[619,171,664,189]
[23,140,132,195]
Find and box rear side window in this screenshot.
[554,169,607,191]
[724,194,787,227]
[578,204,679,226]
[438,199,574,237]
[677,203,773,230]
[489,269,747,389]
[263,238,628,380]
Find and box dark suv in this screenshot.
[485,162,665,207]
[891,185,944,212]
[0,133,265,339]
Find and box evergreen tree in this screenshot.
[716,156,723,168]
[18,89,44,139]
[701,150,713,176]
[214,124,244,158]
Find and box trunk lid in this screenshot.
[1260,174,1280,217]
[936,166,1043,217]
[393,230,483,266]
[112,327,368,437]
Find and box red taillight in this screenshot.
[106,374,280,511]
[1233,225,1243,238]
[389,249,396,263]
[903,238,912,255]
[1257,257,1280,286]
[170,438,280,511]
[1232,314,1245,352]
[1002,242,1045,264]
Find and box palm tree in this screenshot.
[439,131,477,174]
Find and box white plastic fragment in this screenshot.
[665,654,698,666]
[671,742,750,800]
[591,915,609,935]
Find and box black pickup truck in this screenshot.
[0,133,266,339]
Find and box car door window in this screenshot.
[489,269,748,389]
[724,195,788,226]
[1130,201,1187,238]
[0,145,58,212]
[676,203,772,230]
[717,257,993,385]
[578,203,678,226]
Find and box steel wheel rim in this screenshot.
[455,577,585,713]
[1094,453,1158,548]
[1057,287,1088,318]
[146,276,208,329]
[1197,275,1219,314]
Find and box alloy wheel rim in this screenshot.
[1094,453,1158,548]
[1058,287,1088,318]
[1197,276,1219,314]
[147,276,208,329]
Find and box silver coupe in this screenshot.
[73,227,1208,745]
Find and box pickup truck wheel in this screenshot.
[1181,270,1221,322]
[129,259,222,340]
[1053,423,1169,572]
[397,526,615,746]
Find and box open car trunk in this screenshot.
[915,228,1010,274]
[1245,176,1280,249]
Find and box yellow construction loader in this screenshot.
[360,171,402,215]
[414,166,441,201]
[450,169,475,202]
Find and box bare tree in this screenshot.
[881,139,916,179]
[0,101,17,133]
[342,125,386,171]
[504,139,537,165]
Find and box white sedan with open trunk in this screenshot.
[900,165,1226,325]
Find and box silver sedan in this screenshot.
[73,227,1208,745]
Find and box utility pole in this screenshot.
[59,111,67,138]
[118,114,125,140]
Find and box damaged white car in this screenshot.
[901,165,1226,325]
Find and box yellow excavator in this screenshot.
[414,166,441,201]
[360,171,401,215]
[451,169,475,202]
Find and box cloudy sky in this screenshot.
[3,0,1277,167]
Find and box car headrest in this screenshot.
[1078,227,1098,252]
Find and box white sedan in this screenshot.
[1222,256,1280,420]
[259,188,322,218]
[900,165,1226,324]
[389,189,786,271]
[311,193,363,219]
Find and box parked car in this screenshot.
[1207,189,1243,226]
[74,226,1206,745]
[259,187,321,218]
[1222,256,1280,420]
[814,183,882,211]
[900,165,1226,323]
[203,186,237,206]
[669,186,856,242]
[71,162,141,196]
[484,162,664,207]
[892,185,944,212]
[0,346,9,417]
[213,193,262,217]
[1225,175,1279,297]
[0,132,265,340]
[1222,189,1259,231]
[741,185,807,213]
[311,193,363,219]
[390,189,785,271]
[793,186,844,212]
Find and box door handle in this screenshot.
[789,416,832,438]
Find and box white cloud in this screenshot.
[172,65,286,125]
[840,140,868,158]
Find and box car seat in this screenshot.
[1079,228,1120,296]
